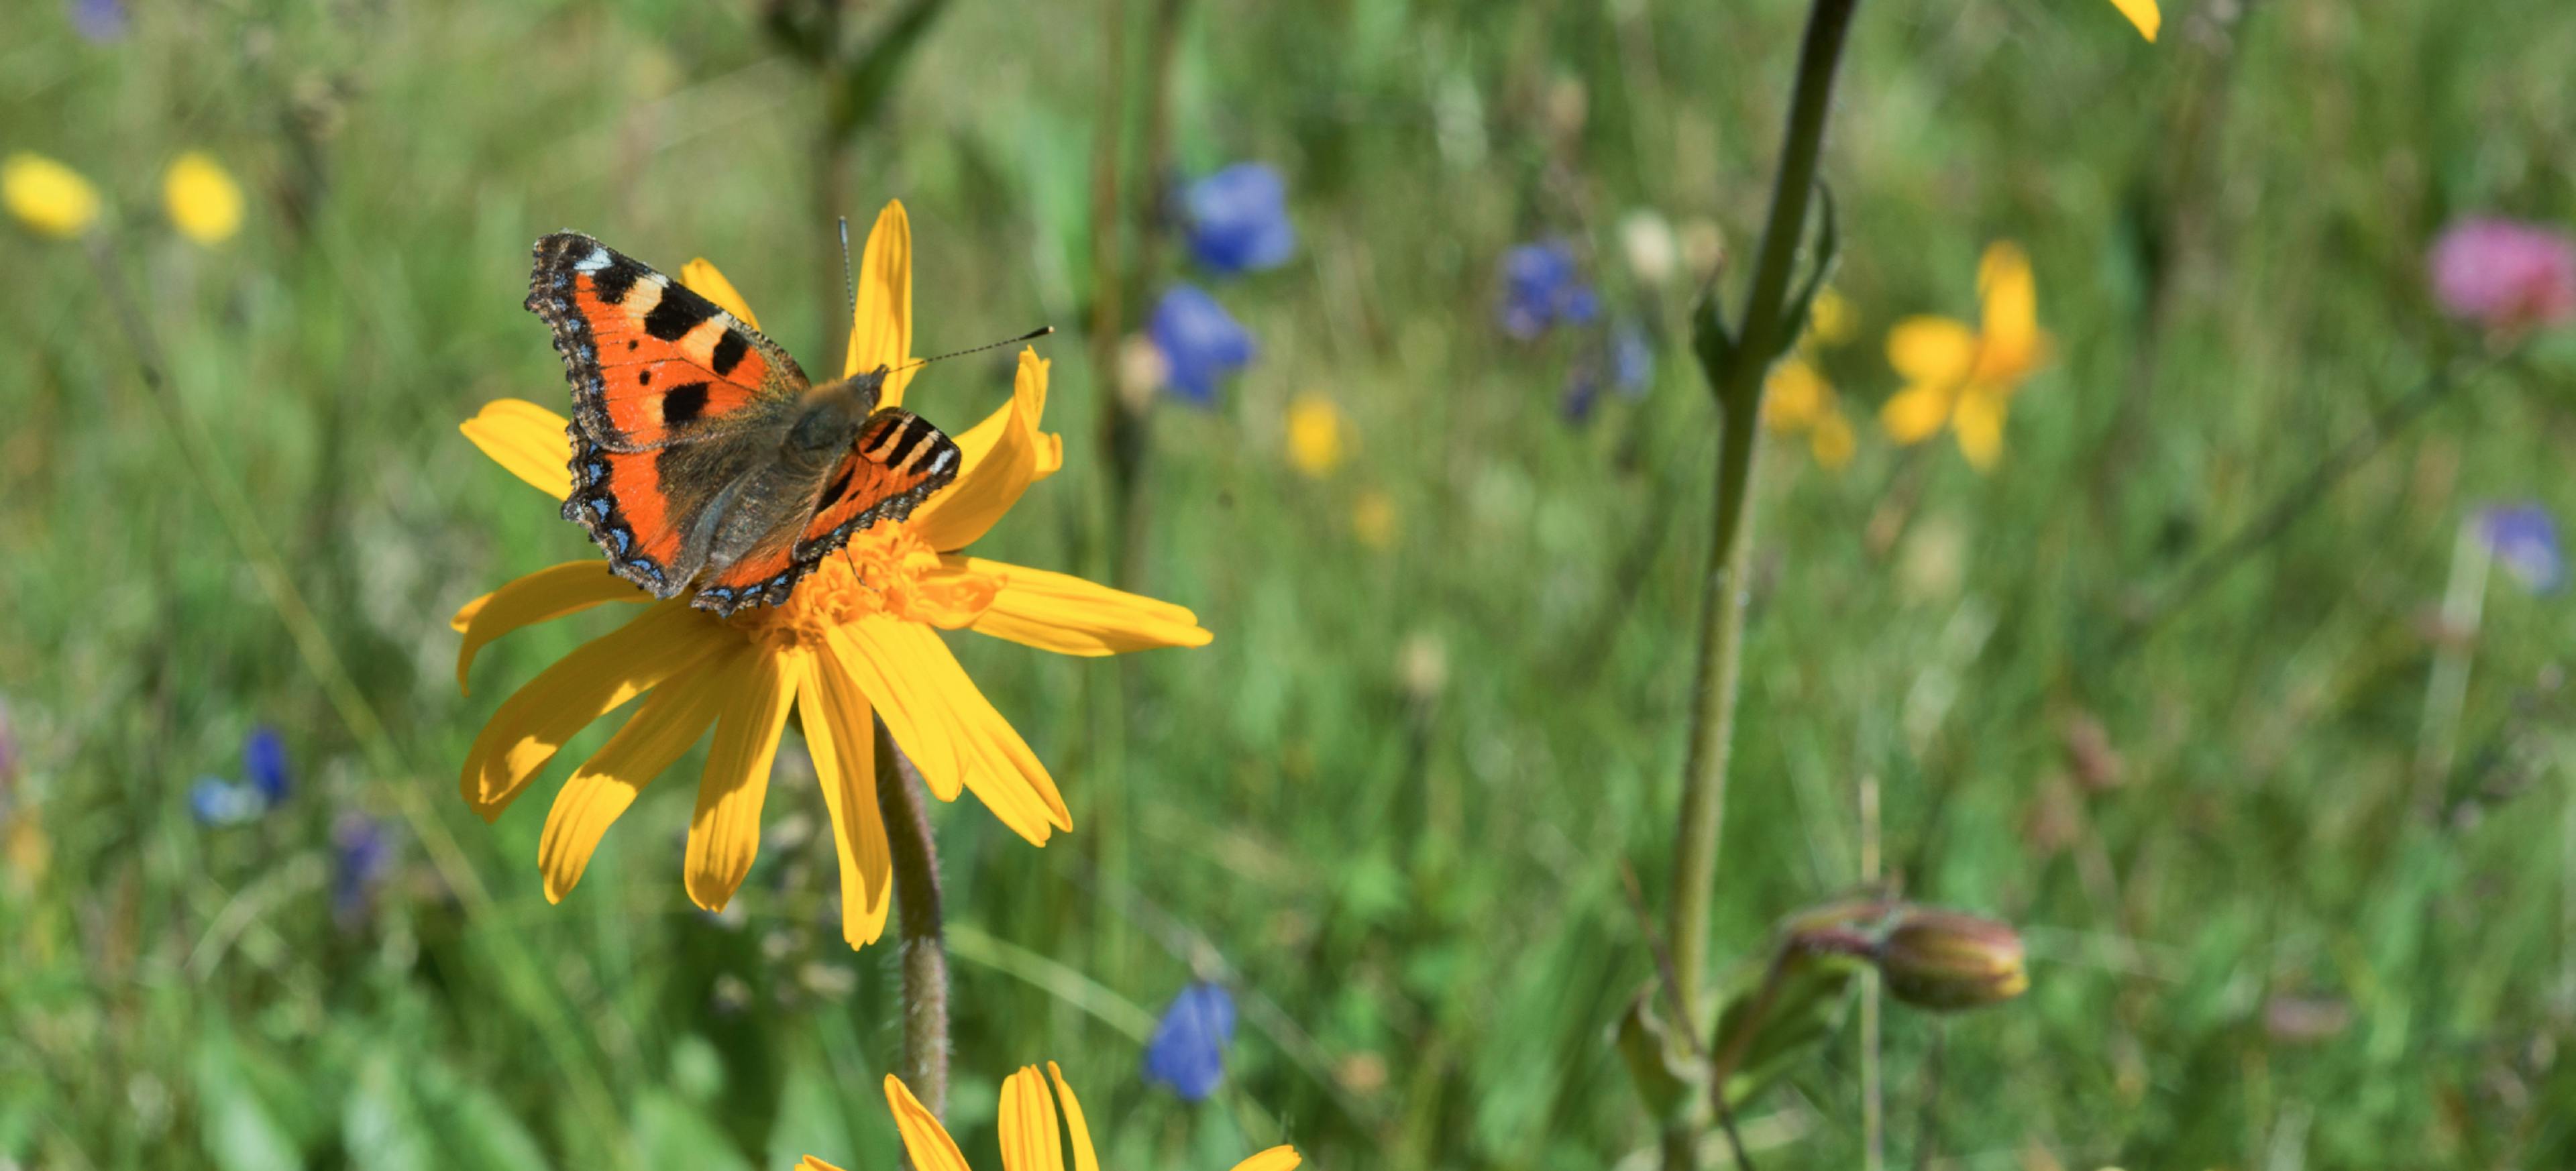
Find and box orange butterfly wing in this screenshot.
[690,408,962,614]
[527,232,806,596]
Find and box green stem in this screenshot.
[877,720,950,1116]
[1664,1,1862,1162]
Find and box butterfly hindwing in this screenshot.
[528,232,812,596]
[688,408,962,615]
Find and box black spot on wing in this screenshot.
[818,465,853,506]
[710,329,750,377]
[643,284,720,341]
[663,382,712,425]
[591,257,649,304]
[885,416,931,467]
[637,368,652,387]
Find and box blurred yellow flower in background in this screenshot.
[1878,242,2048,473]
[1285,392,1349,478]
[1352,489,1397,549]
[1762,287,1858,470]
[454,202,1212,949]
[800,1064,1299,1171]
[163,152,244,244]
[3,153,101,238]
[2110,0,2160,41]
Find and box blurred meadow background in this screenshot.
[7,0,2576,1166]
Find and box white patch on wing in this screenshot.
[574,247,611,273]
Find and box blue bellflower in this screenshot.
[1142,981,1237,1101]
[1182,163,1296,276]
[1148,284,1255,407]
[2478,504,2564,593]
[70,0,127,43]
[244,726,289,804]
[1498,242,1599,340]
[332,813,391,927]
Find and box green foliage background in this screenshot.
[5,0,2576,1166]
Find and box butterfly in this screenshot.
[523,232,960,617]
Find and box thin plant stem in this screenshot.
[877,718,951,1116]
[1860,775,1885,1171]
[1669,0,1863,1017]
[1087,0,1135,588]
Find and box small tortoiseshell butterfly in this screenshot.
[524,232,961,617]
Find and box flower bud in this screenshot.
[1874,909,2028,1011]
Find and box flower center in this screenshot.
[733,522,997,647]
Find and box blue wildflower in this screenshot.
[1142,981,1236,1101]
[70,0,126,43]
[1499,242,1599,340]
[1182,163,1296,276]
[331,813,391,927]
[1148,284,1255,407]
[1561,363,1603,424]
[2478,504,2563,593]
[244,726,288,805]
[189,776,265,826]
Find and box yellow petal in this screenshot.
[1046,1064,1101,1171]
[452,561,649,693]
[672,258,761,331]
[1763,357,1827,431]
[951,555,1213,657]
[1226,1149,1304,1171]
[855,617,1069,844]
[1975,241,2041,376]
[2108,0,2159,40]
[537,663,731,901]
[3,153,101,238]
[1807,286,1856,345]
[1811,406,1856,470]
[684,645,798,911]
[797,651,893,950]
[884,1075,971,1171]
[911,350,1061,553]
[458,601,727,820]
[799,1160,849,1171]
[162,152,244,245]
[847,201,915,400]
[1284,392,1349,478]
[822,623,961,801]
[462,399,574,500]
[998,1066,1064,1171]
[1886,316,1977,385]
[1953,390,2006,471]
[1879,384,1955,445]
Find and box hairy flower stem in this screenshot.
[1666,1,1862,1161]
[877,719,950,1117]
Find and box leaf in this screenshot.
[763,1056,850,1171]
[1614,985,1701,1123]
[1770,181,1840,361]
[1708,944,1866,1107]
[1690,281,1739,391]
[414,1061,551,1171]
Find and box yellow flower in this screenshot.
[453,202,1212,948]
[2109,0,2159,41]
[801,1064,1299,1171]
[1285,392,1348,478]
[3,153,101,238]
[1351,488,1396,549]
[164,152,244,244]
[1761,286,1858,470]
[1878,241,2048,473]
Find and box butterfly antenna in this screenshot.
[837,216,857,327]
[888,327,1056,374]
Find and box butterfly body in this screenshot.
[526,232,960,616]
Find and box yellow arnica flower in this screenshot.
[164,152,245,244]
[801,1064,1300,1171]
[1763,357,1855,471]
[453,202,1213,948]
[1878,242,2049,473]
[1284,392,1348,478]
[1761,287,1857,470]
[3,153,102,238]
[2110,0,2159,42]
